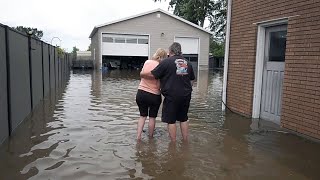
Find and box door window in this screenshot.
[268,30,287,62]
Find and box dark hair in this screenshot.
[169,42,182,56]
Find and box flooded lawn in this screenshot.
[0,70,320,180]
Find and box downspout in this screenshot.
[222,0,233,111]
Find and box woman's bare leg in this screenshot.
[148,117,156,137]
[137,116,147,140]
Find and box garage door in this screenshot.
[102,34,149,56]
[175,37,199,55]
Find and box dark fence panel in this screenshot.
[58,57,61,89]
[64,55,67,83]
[31,39,43,108]
[65,55,67,80]
[61,55,65,86]
[42,43,50,97]
[0,26,9,143]
[59,55,64,88]
[49,46,55,92]
[55,49,59,91]
[8,29,31,132]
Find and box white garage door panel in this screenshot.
[102,43,148,56]
[175,37,199,54]
[102,34,149,56]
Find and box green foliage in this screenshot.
[210,38,225,57]
[57,47,66,58]
[154,0,227,40]
[208,0,227,40]
[72,46,79,59]
[87,44,91,51]
[13,26,43,39]
[72,46,79,54]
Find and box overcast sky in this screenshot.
[0,0,170,52]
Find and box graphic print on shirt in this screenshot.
[175,59,189,75]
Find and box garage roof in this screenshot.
[89,8,213,38]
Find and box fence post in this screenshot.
[48,45,51,94]
[53,47,56,92]
[28,36,33,109]
[41,42,45,98]
[4,26,12,135]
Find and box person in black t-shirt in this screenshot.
[140,42,195,141]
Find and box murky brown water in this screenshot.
[1,70,320,180]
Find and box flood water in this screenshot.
[0,70,320,180]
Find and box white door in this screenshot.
[260,25,287,124]
[175,37,199,55]
[102,34,149,57]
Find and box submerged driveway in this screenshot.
[0,70,320,180]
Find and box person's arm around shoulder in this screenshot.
[151,58,168,80]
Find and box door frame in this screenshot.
[252,18,288,119]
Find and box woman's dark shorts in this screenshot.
[161,95,191,124]
[136,89,162,118]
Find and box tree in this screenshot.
[72,46,79,54]
[13,26,43,40]
[87,44,91,51]
[155,0,213,27]
[210,37,224,57]
[72,46,79,59]
[57,47,66,58]
[208,0,227,40]
[154,0,227,39]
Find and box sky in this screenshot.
[0,0,170,52]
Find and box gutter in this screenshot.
[222,0,233,111]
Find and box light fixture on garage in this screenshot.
[161,32,165,37]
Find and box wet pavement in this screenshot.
[0,70,320,180]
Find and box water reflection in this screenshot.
[197,70,209,94]
[0,70,319,180]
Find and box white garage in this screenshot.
[90,9,212,72]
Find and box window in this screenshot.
[126,38,137,44]
[103,37,113,43]
[138,39,148,44]
[115,38,125,43]
[268,30,287,62]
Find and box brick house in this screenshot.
[222,0,320,140]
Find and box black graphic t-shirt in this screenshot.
[151,55,195,97]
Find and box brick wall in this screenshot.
[227,0,320,139]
